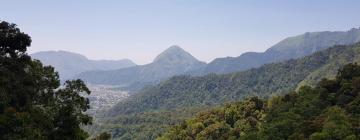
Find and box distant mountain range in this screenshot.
[76,46,206,89]
[198,27,360,74]
[33,28,360,91]
[31,51,136,80]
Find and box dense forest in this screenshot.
[86,106,209,140]
[89,43,360,139]
[158,63,360,140]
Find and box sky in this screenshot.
[1,0,360,64]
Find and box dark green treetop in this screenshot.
[0,20,92,140]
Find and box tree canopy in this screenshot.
[158,63,360,140]
[0,20,94,140]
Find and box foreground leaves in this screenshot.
[0,20,93,140]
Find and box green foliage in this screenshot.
[86,106,208,140]
[0,21,31,58]
[0,20,92,140]
[158,63,360,139]
[309,106,353,140]
[91,132,111,140]
[158,97,266,140]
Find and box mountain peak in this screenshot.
[31,50,136,80]
[153,45,201,64]
[166,45,183,51]
[269,28,360,52]
[157,45,185,56]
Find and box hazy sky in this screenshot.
[1,0,360,64]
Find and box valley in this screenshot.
[29,27,360,140]
[84,85,129,116]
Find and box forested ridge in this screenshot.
[157,63,360,140]
[86,106,209,140]
[200,28,360,74]
[108,43,360,116]
[91,43,360,139]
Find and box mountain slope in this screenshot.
[107,42,360,116]
[200,28,360,74]
[31,51,136,80]
[76,46,206,89]
[94,43,360,140]
[158,63,360,139]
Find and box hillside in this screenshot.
[31,51,136,80]
[76,46,206,90]
[200,28,360,74]
[107,43,360,116]
[94,43,360,139]
[158,63,360,139]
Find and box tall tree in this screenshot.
[0,20,92,140]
